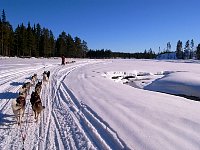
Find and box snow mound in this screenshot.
[104,70,200,99]
[145,71,200,98]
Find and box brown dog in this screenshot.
[30,91,45,122]
[35,81,42,95]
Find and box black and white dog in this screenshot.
[19,82,31,96]
[31,74,37,86]
[12,88,27,125]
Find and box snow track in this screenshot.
[1,58,200,150]
[0,60,129,150]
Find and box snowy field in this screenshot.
[0,57,200,150]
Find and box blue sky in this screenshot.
[0,0,200,53]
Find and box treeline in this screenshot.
[174,39,200,59]
[0,10,88,57]
[6,9,200,60]
[0,9,158,59]
[87,48,156,59]
[176,40,195,59]
[158,40,200,60]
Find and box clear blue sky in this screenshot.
[1,0,200,53]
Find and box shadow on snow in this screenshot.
[0,110,15,126]
[10,81,24,86]
[0,92,18,100]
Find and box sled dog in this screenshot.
[30,91,45,122]
[31,74,37,85]
[19,82,31,96]
[43,71,49,83]
[11,95,26,125]
[35,81,42,95]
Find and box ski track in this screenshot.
[0,61,130,150]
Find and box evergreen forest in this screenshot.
[1,9,200,59]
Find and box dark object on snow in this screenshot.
[122,76,135,80]
[61,55,65,65]
[112,76,121,79]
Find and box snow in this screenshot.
[156,52,177,59]
[0,58,200,150]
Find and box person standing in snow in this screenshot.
[61,55,65,65]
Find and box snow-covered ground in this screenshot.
[0,58,200,150]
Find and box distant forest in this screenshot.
[0,9,158,59]
[0,10,88,58]
[2,9,200,59]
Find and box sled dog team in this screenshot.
[11,71,50,125]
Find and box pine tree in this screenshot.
[1,10,5,55]
[196,44,200,59]
[176,40,183,59]
[0,10,13,56]
[2,9,6,24]
[184,40,190,59]
[55,31,67,57]
[144,49,147,59]
[14,25,20,56]
[190,39,194,59]
[74,36,82,58]
[190,39,194,50]
[7,24,14,56]
[27,22,34,56]
[167,42,171,52]
[40,28,50,57]
[19,23,27,56]
[185,40,190,49]
[66,34,75,57]
[30,24,37,57]
[82,40,88,58]
[49,30,55,57]
[35,23,41,57]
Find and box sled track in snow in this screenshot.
[0,61,130,150]
[47,62,131,150]
[42,64,95,149]
[0,64,59,150]
[61,83,130,150]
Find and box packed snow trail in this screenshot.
[0,59,129,150]
[1,58,200,150]
[64,59,200,150]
